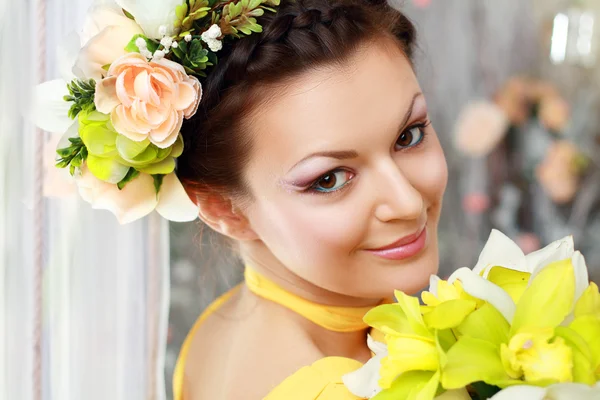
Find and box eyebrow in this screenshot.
[288,92,423,172]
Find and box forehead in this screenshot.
[245,41,421,175]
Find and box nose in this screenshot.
[373,161,424,223]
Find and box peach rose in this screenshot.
[94,53,202,149]
[454,101,509,157]
[536,141,580,204]
[539,95,570,132]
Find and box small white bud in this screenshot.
[184,34,192,42]
[152,50,166,61]
[171,41,179,49]
[206,24,222,39]
[141,49,153,59]
[160,36,173,49]
[135,37,147,50]
[206,38,223,52]
[158,25,168,37]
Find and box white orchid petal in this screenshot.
[428,275,441,296]
[57,32,83,81]
[155,173,198,222]
[342,351,386,399]
[32,80,73,133]
[489,385,546,400]
[473,230,527,277]
[525,235,574,270]
[115,0,185,39]
[367,334,388,356]
[571,251,590,303]
[450,267,516,323]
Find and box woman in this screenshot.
[174,0,448,398]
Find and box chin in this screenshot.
[374,238,440,298]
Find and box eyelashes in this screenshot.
[305,119,431,196]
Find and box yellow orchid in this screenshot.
[442,259,600,391]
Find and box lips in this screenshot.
[366,226,428,261]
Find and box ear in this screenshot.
[194,191,258,241]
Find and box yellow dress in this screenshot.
[173,267,385,400]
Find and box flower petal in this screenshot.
[86,154,130,184]
[75,25,143,80]
[75,165,158,224]
[488,385,546,400]
[456,303,510,346]
[342,340,387,399]
[510,259,575,335]
[373,371,439,400]
[115,0,184,39]
[572,251,590,305]
[80,0,141,46]
[524,235,574,272]
[472,230,527,277]
[150,110,182,148]
[155,173,198,222]
[450,267,516,323]
[57,31,83,81]
[95,76,120,113]
[422,299,477,330]
[442,337,511,389]
[32,79,73,133]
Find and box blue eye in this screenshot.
[311,170,354,193]
[396,126,425,149]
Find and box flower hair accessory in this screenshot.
[34,0,280,224]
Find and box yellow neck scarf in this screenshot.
[244,266,379,333]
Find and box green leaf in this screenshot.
[457,303,510,346]
[441,337,510,389]
[422,299,477,330]
[510,259,576,336]
[153,174,165,194]
[170,135,185,158]
[124,34,159,54]
[122,8,135,20]
[64,79,96,119]
[117,168,141,190]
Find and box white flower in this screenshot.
[201,24,223,52]
[160,36,173,49]
[205,39,223,52]
[152,49,166,61]
[75,0,144,80]
[204,24,222,39]
[448,230,589,324]
[184,34,192,42]
[490,382,600,400]
[75,165,199,224]
[171,41,179,48]
[115,0,185,39]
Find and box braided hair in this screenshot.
[178,0,416,198]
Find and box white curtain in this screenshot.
[1,1,171,400]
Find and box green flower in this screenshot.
[77,110,184,184]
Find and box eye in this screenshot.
[311,170,354,193]
[396,126,425,149]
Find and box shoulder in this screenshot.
[180,286,360,399]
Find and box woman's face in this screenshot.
[241,39,448,300]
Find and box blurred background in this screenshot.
[3,0,600,400]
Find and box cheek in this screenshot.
[250,195,367,266]
[404,138,448,207]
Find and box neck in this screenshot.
[240,240,383,308]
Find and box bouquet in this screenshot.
[343,230,600,400]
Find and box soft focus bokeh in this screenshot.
[3,1,600,400]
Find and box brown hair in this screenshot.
[177,0,416,199]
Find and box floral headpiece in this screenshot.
[34,0,280,224]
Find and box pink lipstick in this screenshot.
[366,227,427,261]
